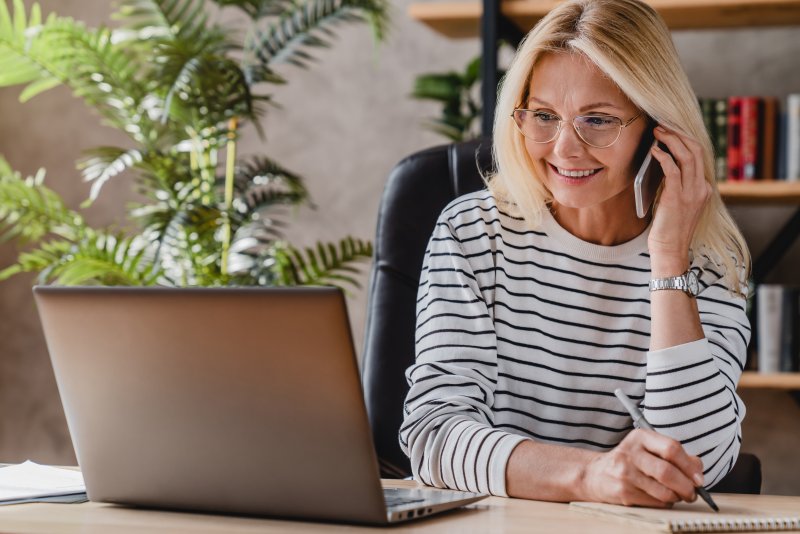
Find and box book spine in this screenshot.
[788,94,800,181]
[740,97,760,180]
[701,98,715,144]
[779,287,797,372]
[788,288,800,373]
[727,97,743,181]
[714,99,728,182]
[700,98,717,181]
[760,97,777,180]
[777,110,789,180]
[757,284,783,373]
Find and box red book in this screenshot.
[727,97,743,181]
[740,97,760,180]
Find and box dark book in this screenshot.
[700,98,717,179]
[760,97,778,180]
[779,287,799,372]
[701,98,715,141]
[727,97,743,181]
[777,110,788,180]
[740,97,760,181]
[714,99,728,182]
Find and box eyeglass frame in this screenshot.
[510,108,643,149]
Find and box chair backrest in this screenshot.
[361,139,762,494]
[362,138,493,477]
[708,452,762,494]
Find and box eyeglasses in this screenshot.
[511,109,642,148]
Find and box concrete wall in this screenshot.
[1,0,798,494]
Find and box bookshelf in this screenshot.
[739,372,800,390]
[719,182,800,204]
[409,0,800,39]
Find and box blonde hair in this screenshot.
[488,0,750,296]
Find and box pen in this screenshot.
[614,388,719,512]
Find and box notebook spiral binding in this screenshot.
[672,516,800,532]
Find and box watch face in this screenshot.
[686,271,700,296]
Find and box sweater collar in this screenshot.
[539,207,651,262]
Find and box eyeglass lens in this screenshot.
[513,110,623,148]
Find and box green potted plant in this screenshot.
[0,0,389,288]
[411,44,508,142]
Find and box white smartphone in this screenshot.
[634,139,666,219]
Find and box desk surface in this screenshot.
[2,479,799,533]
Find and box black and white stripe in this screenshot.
[400,191,749,497]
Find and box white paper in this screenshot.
[0,460,85,502]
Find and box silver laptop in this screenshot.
[33,286,485,524]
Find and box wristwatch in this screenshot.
[649,270,699,297]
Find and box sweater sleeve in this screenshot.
[399,212,526,497]
[642,265,750,489]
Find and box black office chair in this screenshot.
[361,138,762,494]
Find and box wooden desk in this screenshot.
[2,479,799,533]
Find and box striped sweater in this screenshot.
[399,191,750,497]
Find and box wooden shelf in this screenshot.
[738,372,800,389]
[718,181,800,204]
[409,0,800,39]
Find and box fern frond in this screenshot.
[78,146,145,203]
[246,0,389,76]
[0,7,158,143]
[158,36,257,129]
[272,236,372,288]
[53,25,156,140]
[210,0,294,19]
[54,231,161,286]
[229,156,309,219]
[0,231,161,286]
[0,238,72,282]
[0,158,84,243]
[114,0,208,41]
[0,0,64,100]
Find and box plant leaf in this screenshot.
[0,157,84,243]
[245,0,389,78]
[78,146,144,203]
[272,236,372,288]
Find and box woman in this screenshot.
[400,0,750,508]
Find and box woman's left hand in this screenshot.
[647,126,712,274]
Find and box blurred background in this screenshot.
[1,0,799,495]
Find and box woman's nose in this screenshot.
[552,121,587,159]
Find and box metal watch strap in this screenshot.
[649,270,699,296]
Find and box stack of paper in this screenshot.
[0,460,86,505]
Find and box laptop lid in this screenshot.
[33,286,390,524]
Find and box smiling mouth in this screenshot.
[549,163,603,178]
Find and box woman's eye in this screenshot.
[584,116,615,126]
[533,112,559,122]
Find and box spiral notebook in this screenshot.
[570,497,800,532]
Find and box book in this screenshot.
[570,499,800,532]
[700,98,714,141]
[714,98,729,182]
[727,97,743,181]
[777,110,788,180]
[740,97,760,180]
[757,285,784,373]
[788,94,800,181]
[757,284,800,373]
[760,97,777,180]
[779,288,800,372]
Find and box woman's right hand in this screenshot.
[581,429,705,507]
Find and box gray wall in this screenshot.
[1,0,799,494]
